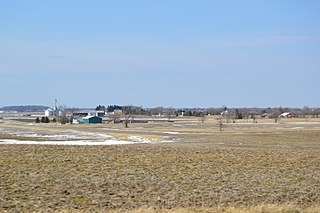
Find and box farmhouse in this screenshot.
[95,111,105,117]
[83,116,102,124]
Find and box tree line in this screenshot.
[35,116,73,124]
[95,105,320,118]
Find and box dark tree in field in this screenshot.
[40,116,49,123]
[122,105,132,128]
[70,116,74,124]
[35,117,40,123]
[218,117,223,131]
[235,108,243,119]
[59,116,67,124]
[41,116,50,123]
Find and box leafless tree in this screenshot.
[199,112,206,124]
[166,107,175,122]
[313,108,320,118]
[303,106,311,118]
[111,111,121,124]
[122,105,132,128]
[217,117,223,131]
[221,110,229,123]
[267,107,282,123]
[149,106,164,116]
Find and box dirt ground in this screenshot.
[1,118,320,212]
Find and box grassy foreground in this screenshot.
[1,119,320,212]
[1,142,320,212]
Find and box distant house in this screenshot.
[106,109,123,115]
[83,116,102,124]
[95,111,105,117]
[113,109,123,114]
[279,112,295,118]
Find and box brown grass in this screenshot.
[1,118,320,212]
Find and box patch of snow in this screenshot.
[0,139,143,146]
[213,142,225,145]
[128,136,150,142]
[159,140,175,143]
[163,131,180,134]
[0,129,114,141]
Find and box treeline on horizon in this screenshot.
[1,105,320,118]
[95,105,320,119]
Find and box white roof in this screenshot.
[83,115,101,119]
[83,116,94,119]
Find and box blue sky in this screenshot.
[1,1,319,108]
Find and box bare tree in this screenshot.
[112,111,121,124]
[217,117,223,131]
[149,106,164,116]
[166,107,175,122]
[303,106,311,118]
[122,105,132,128]
[266,107,281,123]
[313,108,320,118]
[198,111,206,123]
[221,109,229,123]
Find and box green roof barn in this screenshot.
[83,116,102,124]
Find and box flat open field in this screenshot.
[1,117,320,212]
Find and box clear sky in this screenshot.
[1,0,319,108]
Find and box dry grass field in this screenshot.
[1,117,320,212]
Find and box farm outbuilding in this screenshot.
[279,112,295,118]
[83,116,102,124]
[44,108,54,117]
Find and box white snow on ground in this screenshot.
[128,136,150,142]
[0,127,144,145]
[163,131,180,134]
[0,139,144,146]
[0,127,114,141]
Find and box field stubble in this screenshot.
[1,118,320,212]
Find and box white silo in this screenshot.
[45,108,54,116]
[53,99,58,116]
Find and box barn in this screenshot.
[279,112,295,118]
[83,116,102,124]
